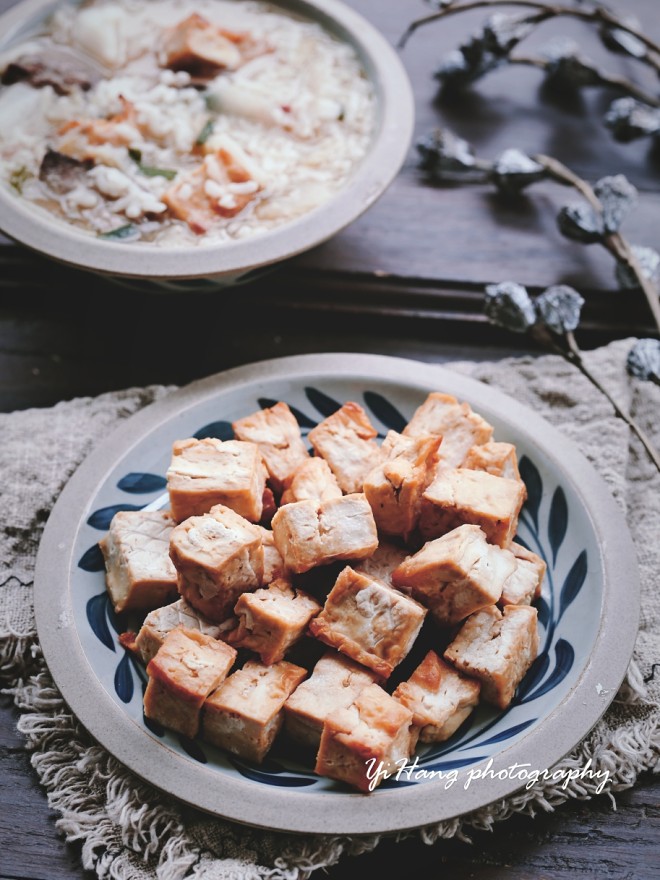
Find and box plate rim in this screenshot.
[34,352,640,834]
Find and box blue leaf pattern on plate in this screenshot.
[117,472,167,494]
[560,550,588,619]
[548,487,568,564]
[537,596,551,629]
[519,456,542,529]
[193,420,234,441]
[474,718,537,746]
[363,391,407,432]
[522,639,575,702]
[87,503,144,530]
[114,652,134,703]
[304,386,342,418]
[178,735,208,763]
[143,712,164,738]
[230,758,316,786]
[86,593,115,652]
[78,543,105,572]
[257,398,317,429]
[516,654,551,703]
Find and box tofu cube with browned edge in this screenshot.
[355,541,409,588]
[391,525,516,626]
[284,651,378,749]
[403,392,493,468]
[393,650,480,742]
[309,567,427,678]
[271,494,378,574]
[136,597,233,664]
[169,504,264,622]
[308,402,384,494]
[166,437,267,523]
[232,402,310,494]
[99,510,178,614]
[463,441,524,485]
[280,457,342,505]
[202,659,306,763]
[420,468,526,548]
[258,526,289,584]
[444,605,539,709]
[143,627,236,738]
[363,431,441,539]
[226,579,321,664]
[500,542,546,606]
[315,683,416,792]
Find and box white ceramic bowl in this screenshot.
[0,0,414,287]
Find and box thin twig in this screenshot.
[400,0,660,65]
[534,154,660,335]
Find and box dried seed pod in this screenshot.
[542,39,603,88]
[483,12,539,54]
[484,281,537,333]
[599,22,647,60]
[626,338,660,381]
[416,129,486,181]
[615,245,660,290]
[604,98,660,143]
[557,202,605,244]
[492,149,546,194]
[594,175,637,233]
[535,285,585,334]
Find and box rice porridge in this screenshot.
[0,0,376,244]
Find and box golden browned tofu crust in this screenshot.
[309,567,427,678]
[144,627,236,738]
[166,437,267,523]
[499,542,547,606]
[444,605,539,709]
[284,651,377,749]
[202,659,306,763]
[463,441,524,486]
[169,503,264,622]
[99,509,178,614]
[271,494,378,574]
[280,457,342,506]
[232,402,310,493]
[421,468,526,548]
[393,650,480,742]
[226,578,321,664]
[363,431,441,539]
[403,392,493,468]
[308,402,384,494]
[135,597,232,664]
[258,526,289,584]
[391,524,517,626]
[354,541,409,588]
[315,683,416,792]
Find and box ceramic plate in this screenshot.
[34,353,639,834]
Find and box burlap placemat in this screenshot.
[1,338,658,879]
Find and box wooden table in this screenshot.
[1,1,658,877]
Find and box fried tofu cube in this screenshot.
[309,567,427,678]
[169,504,264,622]
[202,659,306,763]
[99,510,178,614]
[226,579,321,664]
[166,436,267,523]
[500,542,546,606]
[258,526,289,584]
[143,627,236,738]
[463,441,524,486]
[363,431,441,539]
[391,525,516,626]
[163,13,243,75]
[393,651,480,742]
[135,597,232,664]
[271,494,378,574]
[232,402,310,494]
[444,605,539,709]
[355,541,409,588]
[284,652,378,749]
[403,392,493,467]
[280,457,342,505]
[315,683,416,792]
[307,402,384,494]
[420,468,526,548]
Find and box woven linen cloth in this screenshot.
[1,337,658,879]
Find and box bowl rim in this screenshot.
[34,352,641,835]
[0,0,414,278]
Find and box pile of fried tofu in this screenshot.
[100,393,544,793]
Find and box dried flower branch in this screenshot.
[485,281,660,472]
[401,1,660,142]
